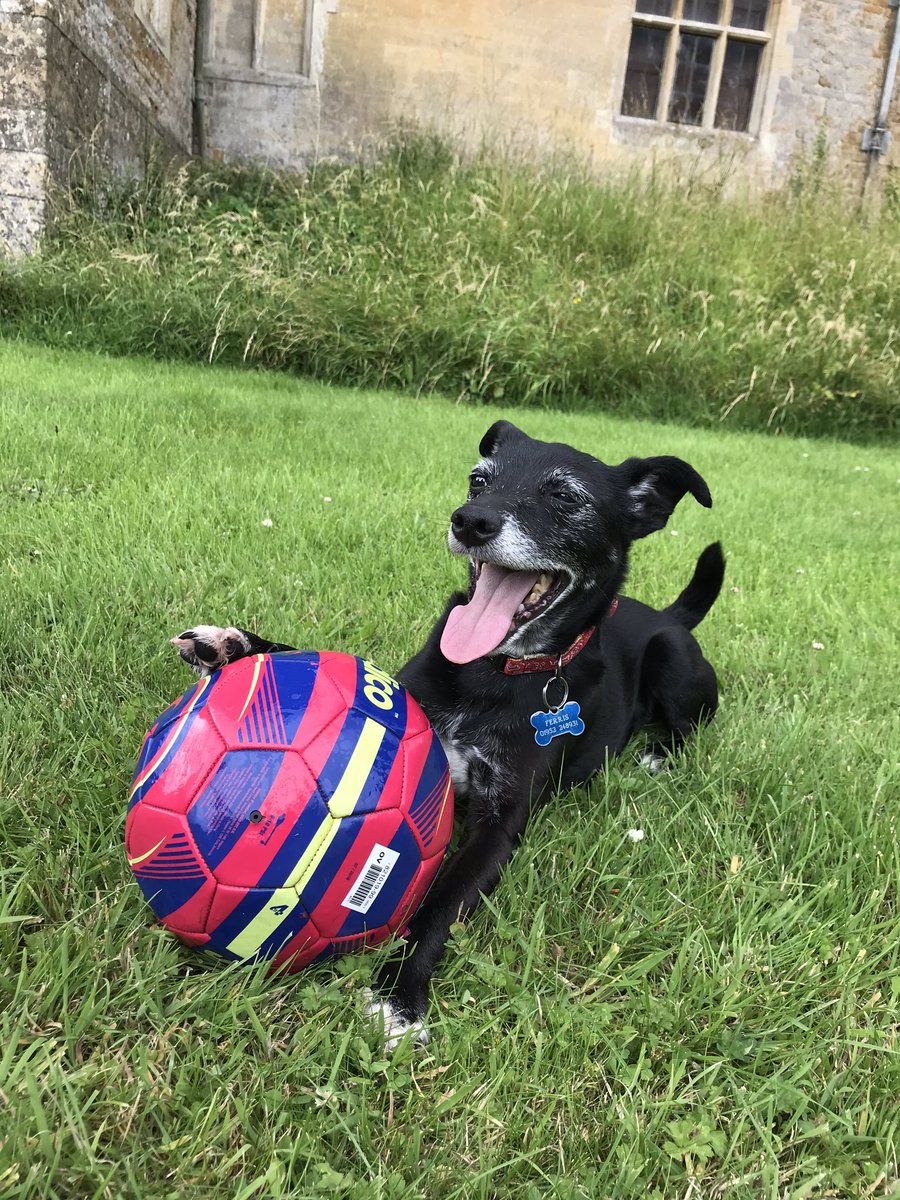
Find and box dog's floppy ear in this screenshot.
[617,456,712,539]
[479,420,526,457]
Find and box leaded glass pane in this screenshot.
[621,25,670,119]
[684,0,721,22]
[668,32,714,124]
[730,0,769,31]
[715,38,762,130]
[634,0,675,16]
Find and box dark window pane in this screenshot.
[634,0,674,15]
[730,0,769,30]
[621,26,670,119]
[715,38,762,130]
[668,33,714,125]
[684,0,721,22]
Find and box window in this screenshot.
[209,0,311,77]
[620,0,771,133]
[135,0,172,47]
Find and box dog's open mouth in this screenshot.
[476,561,567,628]
[440,560,569,664]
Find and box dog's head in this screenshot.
[440,421,711,663]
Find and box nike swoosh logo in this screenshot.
[127,836,166,866]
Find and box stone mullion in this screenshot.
[251,0,267,71]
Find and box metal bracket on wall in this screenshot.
[861,126,892,154]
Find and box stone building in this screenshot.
[2,0,899,252]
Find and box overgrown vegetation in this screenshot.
[1,136,899,441]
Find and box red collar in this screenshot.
[502,596,618,676]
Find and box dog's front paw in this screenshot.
[639,748,671,774]
[362,989,429,1053]
[170,625,251,676]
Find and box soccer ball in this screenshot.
[125,651,453,971]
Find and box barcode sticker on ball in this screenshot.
[341,844,400,914]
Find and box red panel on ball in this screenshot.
[131,705,226,816]
[125,802,216,933]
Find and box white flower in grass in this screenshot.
[626,829,645,842]
[670,529,679,536]
[323,496,333,504]
[261,517,273,528]
[812,641,825,651]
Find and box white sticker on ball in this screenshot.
[342,844,400,914]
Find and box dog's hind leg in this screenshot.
[170,626,296,675]
[639,630,718,768]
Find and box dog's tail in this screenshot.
[665,542,725,630]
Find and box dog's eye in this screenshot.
[551,488,578,506]
[469,473,488,493]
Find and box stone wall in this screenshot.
[1,1,49,253]
[775,0,894,175]
[4,0,900,255]
[1,0,195,254]
[44,0,196,187]
[306,0,900,189]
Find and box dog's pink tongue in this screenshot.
[440,563,540,664]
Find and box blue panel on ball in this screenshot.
[268,652,320,743]
[406,731,453,849]
[188,749,287,871]
[350,656,409,738]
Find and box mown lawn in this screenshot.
[0,342,897,1200]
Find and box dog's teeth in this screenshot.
[529,573,554,601]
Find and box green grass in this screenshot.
[1,342,898,1199]
[1,140,899,441]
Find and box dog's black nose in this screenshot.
[450,504,502,549]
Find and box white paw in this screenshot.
[170,625,250,676]
[639,750,669,774]
[362,990,429,1052]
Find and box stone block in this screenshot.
[0,148,47,197]
[0,46,48,108]
[0,104,46,152]
[0,191,44,254]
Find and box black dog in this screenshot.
[172,421,723,1046]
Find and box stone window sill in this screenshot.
[614,115,758,142]
[200,64,316,89]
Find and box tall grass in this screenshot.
[1,136,898,440]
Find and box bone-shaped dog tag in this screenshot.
[530,700,585,747]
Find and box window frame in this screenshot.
[622,0,772,135]
[203,0,317,83]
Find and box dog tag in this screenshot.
[530,700,585,747]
